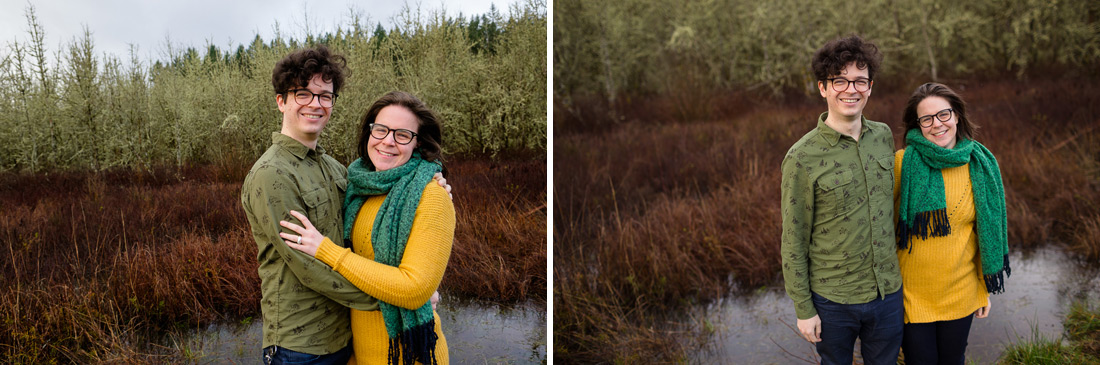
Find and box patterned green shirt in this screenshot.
[780,113,901,320]
[241,132,378,354]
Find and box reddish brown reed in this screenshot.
[445,157,547,302]
[553,263,693,363]
[554,105,811,361]
[105,227,260,327]
[0,165,257,362]
[1072,215,1100,260]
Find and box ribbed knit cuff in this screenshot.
[315,237,349,269]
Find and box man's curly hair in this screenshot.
[812,35,883,81]
[271,45,348,95]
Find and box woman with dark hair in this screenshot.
[894,83,1009,364]
[279,91,453,364]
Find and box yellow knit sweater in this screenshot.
[893,150,989,324]
[315,183,454,364]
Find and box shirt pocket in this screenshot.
[334,175,348,196]
[817,169,854,213]
[877,157,894,178]
[878,157,894,170]
[874,157,895,198]
[301,187,332,224]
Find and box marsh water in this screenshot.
[173,298,546,364]
[688,245,1100,364]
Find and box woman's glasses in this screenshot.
[369,123,418,145]
[917,108,954,128]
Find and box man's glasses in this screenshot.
[369,123,418,145]
[825,77,872,93]
[287,89,338,107]
[917,108,954,128]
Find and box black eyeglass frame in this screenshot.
[917,108,955,128]
[824,77,873,93]
[368,123,419,145]
[285,89,339,107]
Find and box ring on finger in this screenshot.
[297,236,302,245]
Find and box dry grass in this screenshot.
[446,157,547,302]
[0,166,258,362]
[0,156,545,363]
[554,102,810,362]
[553,74,1100,362]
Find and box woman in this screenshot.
[894,82,1009,364]
[280,91,453,365]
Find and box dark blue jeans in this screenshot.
[262,342,352,365]
[901,313,975,365]
[811,289,903,365]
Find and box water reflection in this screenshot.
[175,298,546,364]
[688,245,1100,363]
[438,297,547,364]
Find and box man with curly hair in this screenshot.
[240,45,367,364]
[780,35,903,365]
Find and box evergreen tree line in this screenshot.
[554,0,1100,106]
[0,1,546,172]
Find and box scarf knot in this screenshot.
[343,152,443,365]
[897,129,1010,294]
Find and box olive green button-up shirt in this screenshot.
[242,132,378,354]
[780,113,901,320]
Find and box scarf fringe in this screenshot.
[897,220,911,252]
[897,209,951,252]
[387,320,439,365]
[984,254,1012,294]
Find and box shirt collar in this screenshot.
[271,132,326,159]
[816,112,871,146]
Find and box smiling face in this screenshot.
[366,105,420,171]
[917,96,958,149]
[819,62,872,122]
[278,74,332,147]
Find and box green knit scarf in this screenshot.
[343,152,442,365]
[897,128,1010,293]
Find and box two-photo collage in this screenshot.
[2,0,1100,363]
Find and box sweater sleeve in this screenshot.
[315,183,455,310]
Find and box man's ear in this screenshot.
[276,93,286,112]
[818,81,828,98]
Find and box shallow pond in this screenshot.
[687,245,1100,364]
[174,298,546,364]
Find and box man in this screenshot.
[780,35,903,365]
[242,46,447,365]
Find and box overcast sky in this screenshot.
[0,0,520,64]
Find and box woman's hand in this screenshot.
[975,299,991,318]
[280,210,324,257]
[433,172,452,200]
